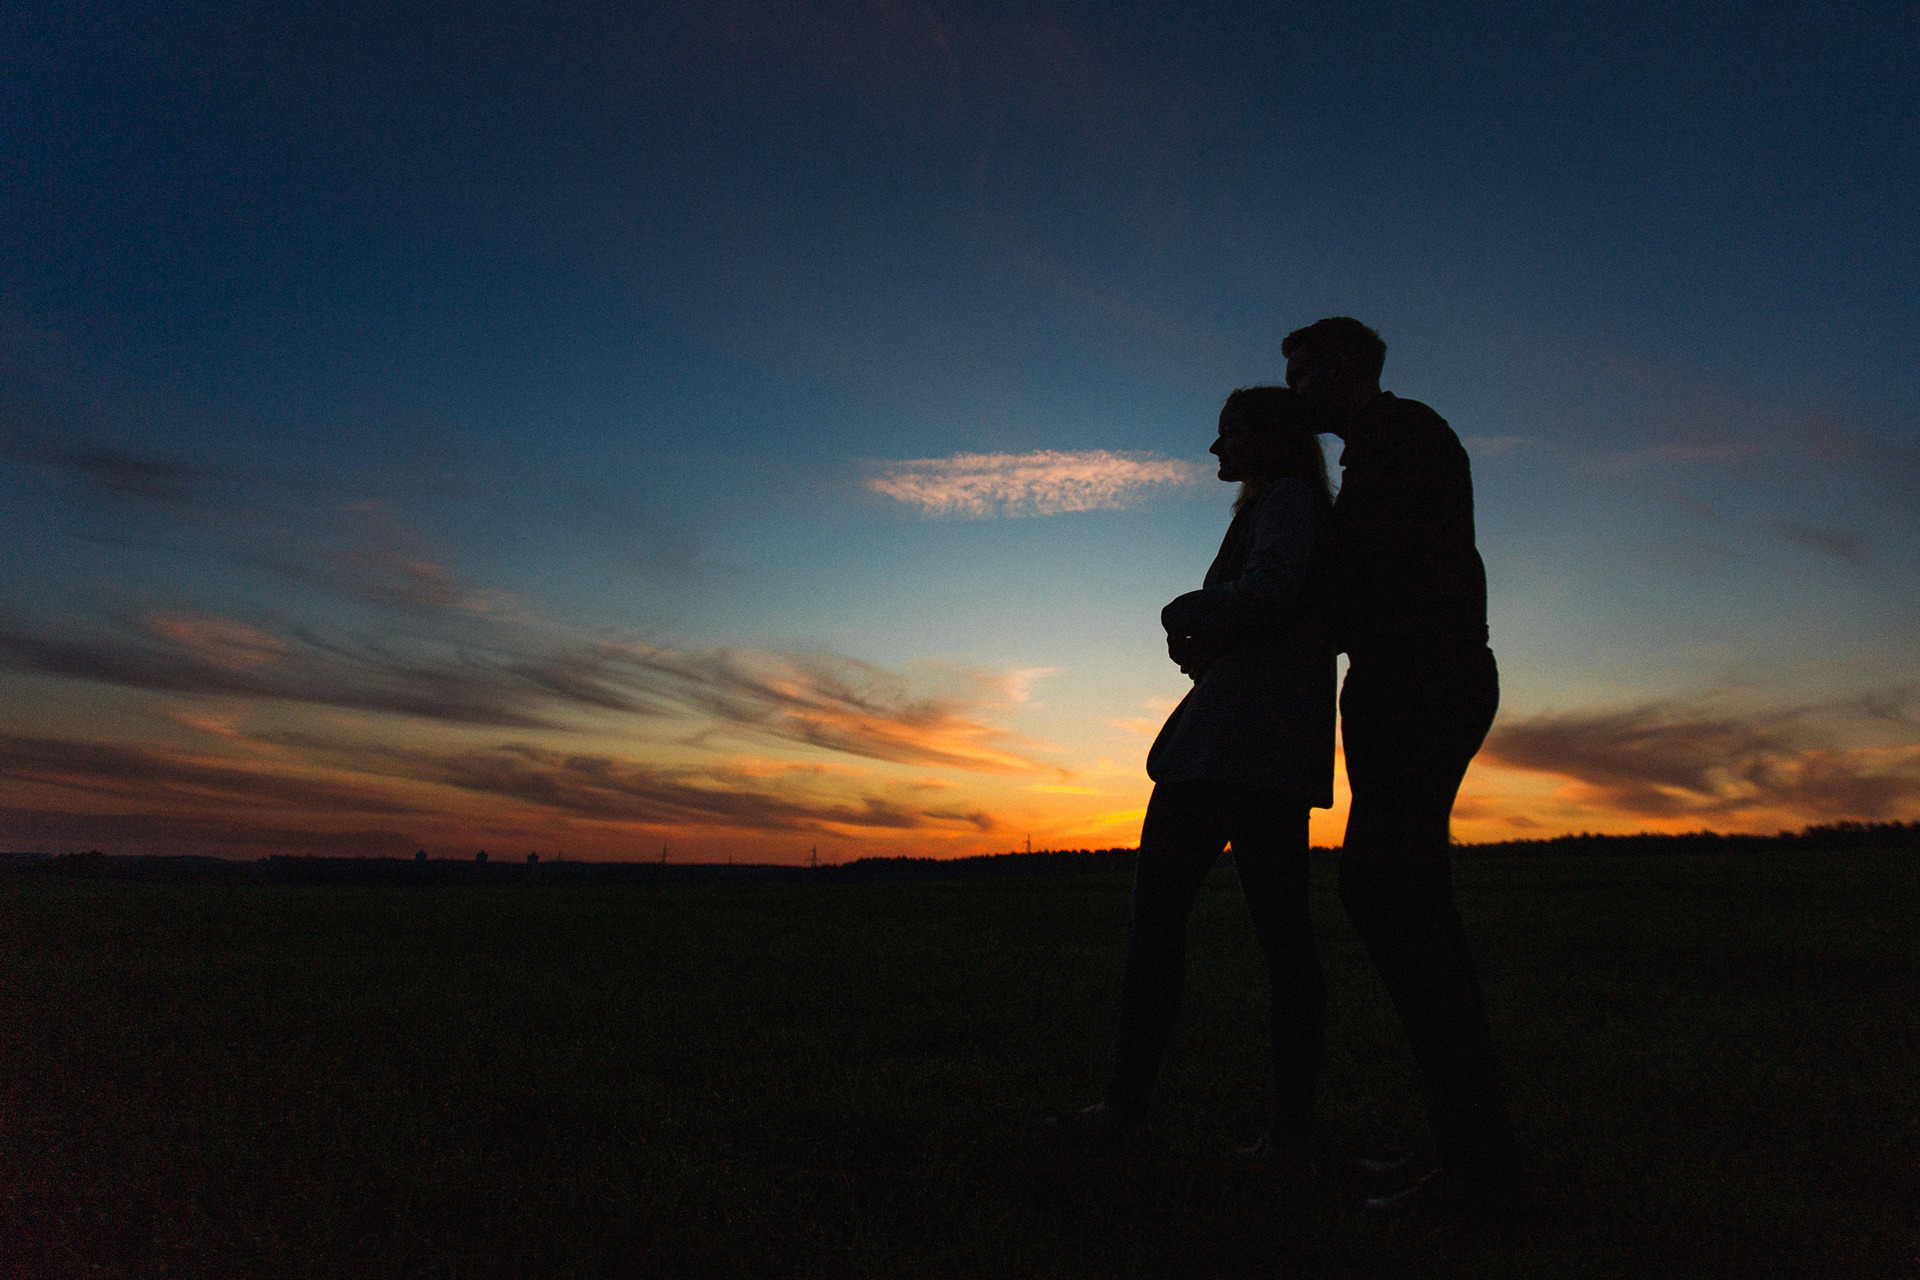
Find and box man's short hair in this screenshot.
[1281,317,1386,383]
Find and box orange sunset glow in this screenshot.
[5,4,1917,863]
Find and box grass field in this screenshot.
[2,848,1916,1278]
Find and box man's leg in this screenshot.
[1228,796,1325,1149]
[1338,651,1517,1180]
[1103,781,1230,1119]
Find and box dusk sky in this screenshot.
[4,1,1917,862]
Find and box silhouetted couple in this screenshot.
[1050,318,1522,1219]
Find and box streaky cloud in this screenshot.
[1853,686,1916,726]
[866,449,1202,517]
[0,729,1003,854]
[0,621,572,729]
[0,614,1060,775]
[52,444,221,505]
[1768,520,1864,565]
[357,742,998,835]
[1462,435,1533,458]
[11,435,516,615]
[1483,694,1920,823]
[143,614,287,671]
[0,805,420,857]
[1584,440,1763,481]
[603,645,1063,776]
[0,734,428,817]
[262,545,516,615]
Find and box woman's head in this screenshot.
[1214,385,1332,510]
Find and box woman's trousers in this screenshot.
[1102,779,1325,1142]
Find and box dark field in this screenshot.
[2,848,1916,1278]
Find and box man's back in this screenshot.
[1325,393,1488,665]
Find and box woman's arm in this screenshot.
[1160,478,1321,641]
[1167,629,1232,681]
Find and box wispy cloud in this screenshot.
[8,436,717,614]
[1462,435,1534,458]
[52,444,221,505]
[1653,487,1870,571]
[1587,440,1762,478]
[1108,694,1182,737]
[143,614,288,671]
[0,729,1002,855]
[1853,687,1916,726]
[0,620,573,729]
[260,544,516,615]
[0,614,1061,775]
[351,742,997,835]
[9,436,520,612]
[604,646,1061,774]
[1768,520,1864,564]
[0,734,426,817]
[1483,695,1920,823]
[0,805,421,857]
[866,449,1202,517]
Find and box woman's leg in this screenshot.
[1102,780,1230,1118]
[1228,794,1325,1147]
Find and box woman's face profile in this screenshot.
[1210,408,1265,483]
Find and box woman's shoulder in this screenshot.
[1250,476,1327,518]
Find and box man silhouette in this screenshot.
[1284,317,1522,1214]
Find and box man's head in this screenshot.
[1282,317,1385,432]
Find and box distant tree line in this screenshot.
[1455,820,1920,857]
[6,821,1915,885]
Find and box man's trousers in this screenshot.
[1337,644,1517,1177]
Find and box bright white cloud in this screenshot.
[866,449,1203,517]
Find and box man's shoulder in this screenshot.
[1373,394,1458,443]
[1355,394,1467,469]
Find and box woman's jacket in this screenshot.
[1145,476,1336,807]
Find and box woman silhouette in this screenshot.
[1052,386,1336,1166]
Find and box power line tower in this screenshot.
[810,845,818,868]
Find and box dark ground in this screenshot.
[2,844,1916,1277]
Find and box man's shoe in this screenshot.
[1363,1164,1527,1227]
[1040,1101,1141,1143]
[1338,1148,1438,1193]
[1237,1132,1316,1179]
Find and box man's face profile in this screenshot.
[1284,348,1349,434]
[1284,346,1335,400]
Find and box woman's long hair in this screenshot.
[1221,385,1334,515]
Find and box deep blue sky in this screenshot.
[3,1,1917,858]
